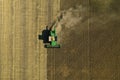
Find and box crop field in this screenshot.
[48,0,120,80]
[0,0,120,80]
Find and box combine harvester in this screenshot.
[39,14,63,48]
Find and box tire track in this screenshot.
[21,0,27,80]
[0,0,3,79]
[1,1,13,79]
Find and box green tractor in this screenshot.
[45,27,60,48]
[39,14,62,48]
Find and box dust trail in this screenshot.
[55,5,86,42]
[56,5,85,34]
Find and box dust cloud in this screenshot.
[55,5,87,43]
[56,5,85,34]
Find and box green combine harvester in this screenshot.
[39,14,62,48]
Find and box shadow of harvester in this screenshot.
[38,26,50,43]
